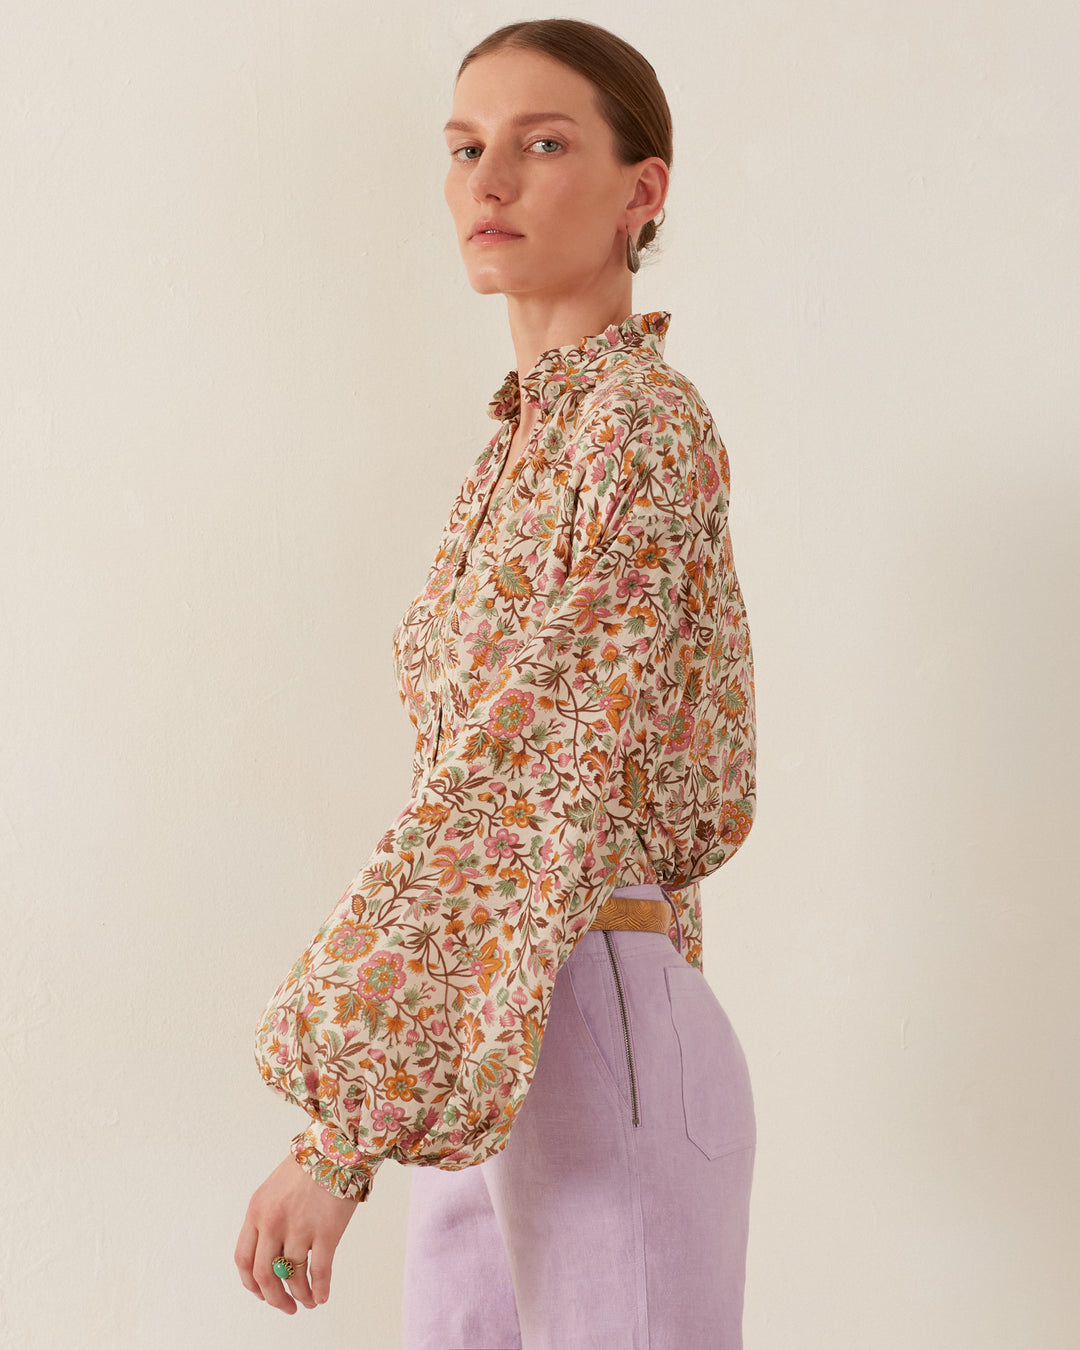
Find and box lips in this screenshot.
[470,220,522,239]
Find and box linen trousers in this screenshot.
[400,884,756,1350]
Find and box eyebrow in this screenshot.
[443,111,580,134]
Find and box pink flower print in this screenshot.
[318,1128,359,1164]
[485,827,520,862]
[690,718,714,762]
[430,843,482,896]
[468,620,521,676]
[698,450,721,501]
[566,585,614,635]
[357,950,406,1001]
[615,568,650,604]
[489,688,535,739]
[324,920,374,962]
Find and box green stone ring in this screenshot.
[272,1256,298,1280]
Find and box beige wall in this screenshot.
[2,3,1077,1346]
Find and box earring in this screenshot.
[626,228,640,274]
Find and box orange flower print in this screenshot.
[324,920,377,962]
[468,904,496,936]
[492,558,533,603]
[471,935,506,995]
[385,1066,421,1103]
[455,1010,485,1053]
[594,673,633,733]
[468,662,514,714]
[501,796,537,831]
[295,995,326,1040]
[453,570,479,612]
[717,800,753,848]
[721,680,748,720]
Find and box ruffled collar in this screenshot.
[486,310,671,423]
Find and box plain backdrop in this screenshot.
[2,2,1078,1347]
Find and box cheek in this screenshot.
[545,172,613,231]
[444,173,470,223]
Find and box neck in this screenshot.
[506,281,634,413]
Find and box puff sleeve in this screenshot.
[252,393,749,1200]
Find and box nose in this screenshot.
[466,146,517,205]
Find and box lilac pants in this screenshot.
[400,885,756,1349]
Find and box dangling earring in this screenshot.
[626,227,640,274]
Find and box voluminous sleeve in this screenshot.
[252,391,745,1200]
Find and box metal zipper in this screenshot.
[601,929,640,1126]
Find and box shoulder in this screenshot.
[571,357,730,513]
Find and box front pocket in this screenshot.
[665,966,756,1159]
[565,954,634,1118]
[602,930,640,1126]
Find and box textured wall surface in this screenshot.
[2,2,1077,1346]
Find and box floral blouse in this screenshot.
[253,311,756,1201]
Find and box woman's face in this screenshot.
[443,48,655,299]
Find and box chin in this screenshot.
[466,276,508,296]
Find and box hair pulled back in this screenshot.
[456,19,672,260]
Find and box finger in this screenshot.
[252,1230,297,1315]
[233,1218,264,1300]
[309,1234,335,1306]
[283,1255,316,1311]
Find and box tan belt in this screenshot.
[588,893,673,935]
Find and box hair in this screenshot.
[455,19,673,262]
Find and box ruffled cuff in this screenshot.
[290,1123,379,1203]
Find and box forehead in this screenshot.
[447,48,599,130]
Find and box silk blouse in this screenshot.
[253,310,757,1201]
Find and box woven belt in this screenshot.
[588,893,673,935]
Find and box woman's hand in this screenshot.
[235,1152,358,1314]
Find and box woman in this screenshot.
[235,18,758,1348]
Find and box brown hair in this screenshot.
[455,19,672,261]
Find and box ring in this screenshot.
[272,1255,306,1280]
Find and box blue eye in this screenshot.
[450,138,563,162]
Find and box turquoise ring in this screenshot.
[272,1256,299,1280]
